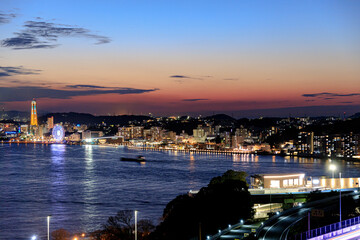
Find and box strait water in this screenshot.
[1,144,360,240]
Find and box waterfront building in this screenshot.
[150,126,164,141]
[47,116,54,130]
[297,132,314,155]
[118,126,144,140]
[20,124,29,134]
[251,173,360,190]
[251,173,306,189]
[82,130,104,140]
[193,125,207,143]
[68,132,81,142]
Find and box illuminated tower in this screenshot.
[30,99,38,126]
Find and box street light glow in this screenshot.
[329,164,337,179]
[31,236,37,240]
[329,164,336,171]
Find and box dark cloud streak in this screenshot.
[66,84,108,89]
[303,92,360,98]
[170,75,190,78]
[1,20,111,49]
[0,66,41,77]
[0,12,16,24]
[0,86,159,102]
[182,98,209,102]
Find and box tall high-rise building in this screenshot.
[30,99,38,126]
[47,116,54,129]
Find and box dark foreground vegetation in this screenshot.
[51,170,254,240]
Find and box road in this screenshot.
[257,190,357,240]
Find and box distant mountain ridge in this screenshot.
[0,111,30,121]
[350,112,360,119]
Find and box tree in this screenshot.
[100,210,134,240]
[91,210,154,240]
[138,219,156,239]
[51,229,70,240]
[150,170,254,240]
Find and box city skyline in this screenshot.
[1,0,360,117]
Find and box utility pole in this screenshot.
[135,210,138,240]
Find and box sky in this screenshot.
[0,0,359,117]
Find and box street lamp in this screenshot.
[31,236,37,240]
[329,164,336,178]
[134,210,138,240]
[339,172,342,225]
[47,215,51,240]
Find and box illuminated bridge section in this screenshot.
[303,216,360,240]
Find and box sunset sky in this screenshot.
[0,0,359,117]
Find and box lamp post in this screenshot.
[47,215,51,240]
[329,164,336,178]
[134,210,138,240]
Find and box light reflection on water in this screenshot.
[1,144,360,240]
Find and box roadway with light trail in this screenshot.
[257,190,358,240]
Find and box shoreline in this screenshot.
[2,141,359,162]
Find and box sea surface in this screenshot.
[1,143,360,239]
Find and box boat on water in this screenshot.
[120,155,146,163]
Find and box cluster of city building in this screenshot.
[0,100,359,159]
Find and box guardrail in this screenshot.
[294,215,360,240]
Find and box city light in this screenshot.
[31,236,37,240]
[329,164,337,178]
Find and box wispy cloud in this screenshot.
[223,78,238,81]
[170,74,205,83]
[0,66,41,77]
[66,84,108,89]
[0,86,159,102]
[1,20,111,49]
[302,92,360,98]
[0,12,16,24]
[182,98,209,102]
[170,75,191,79]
